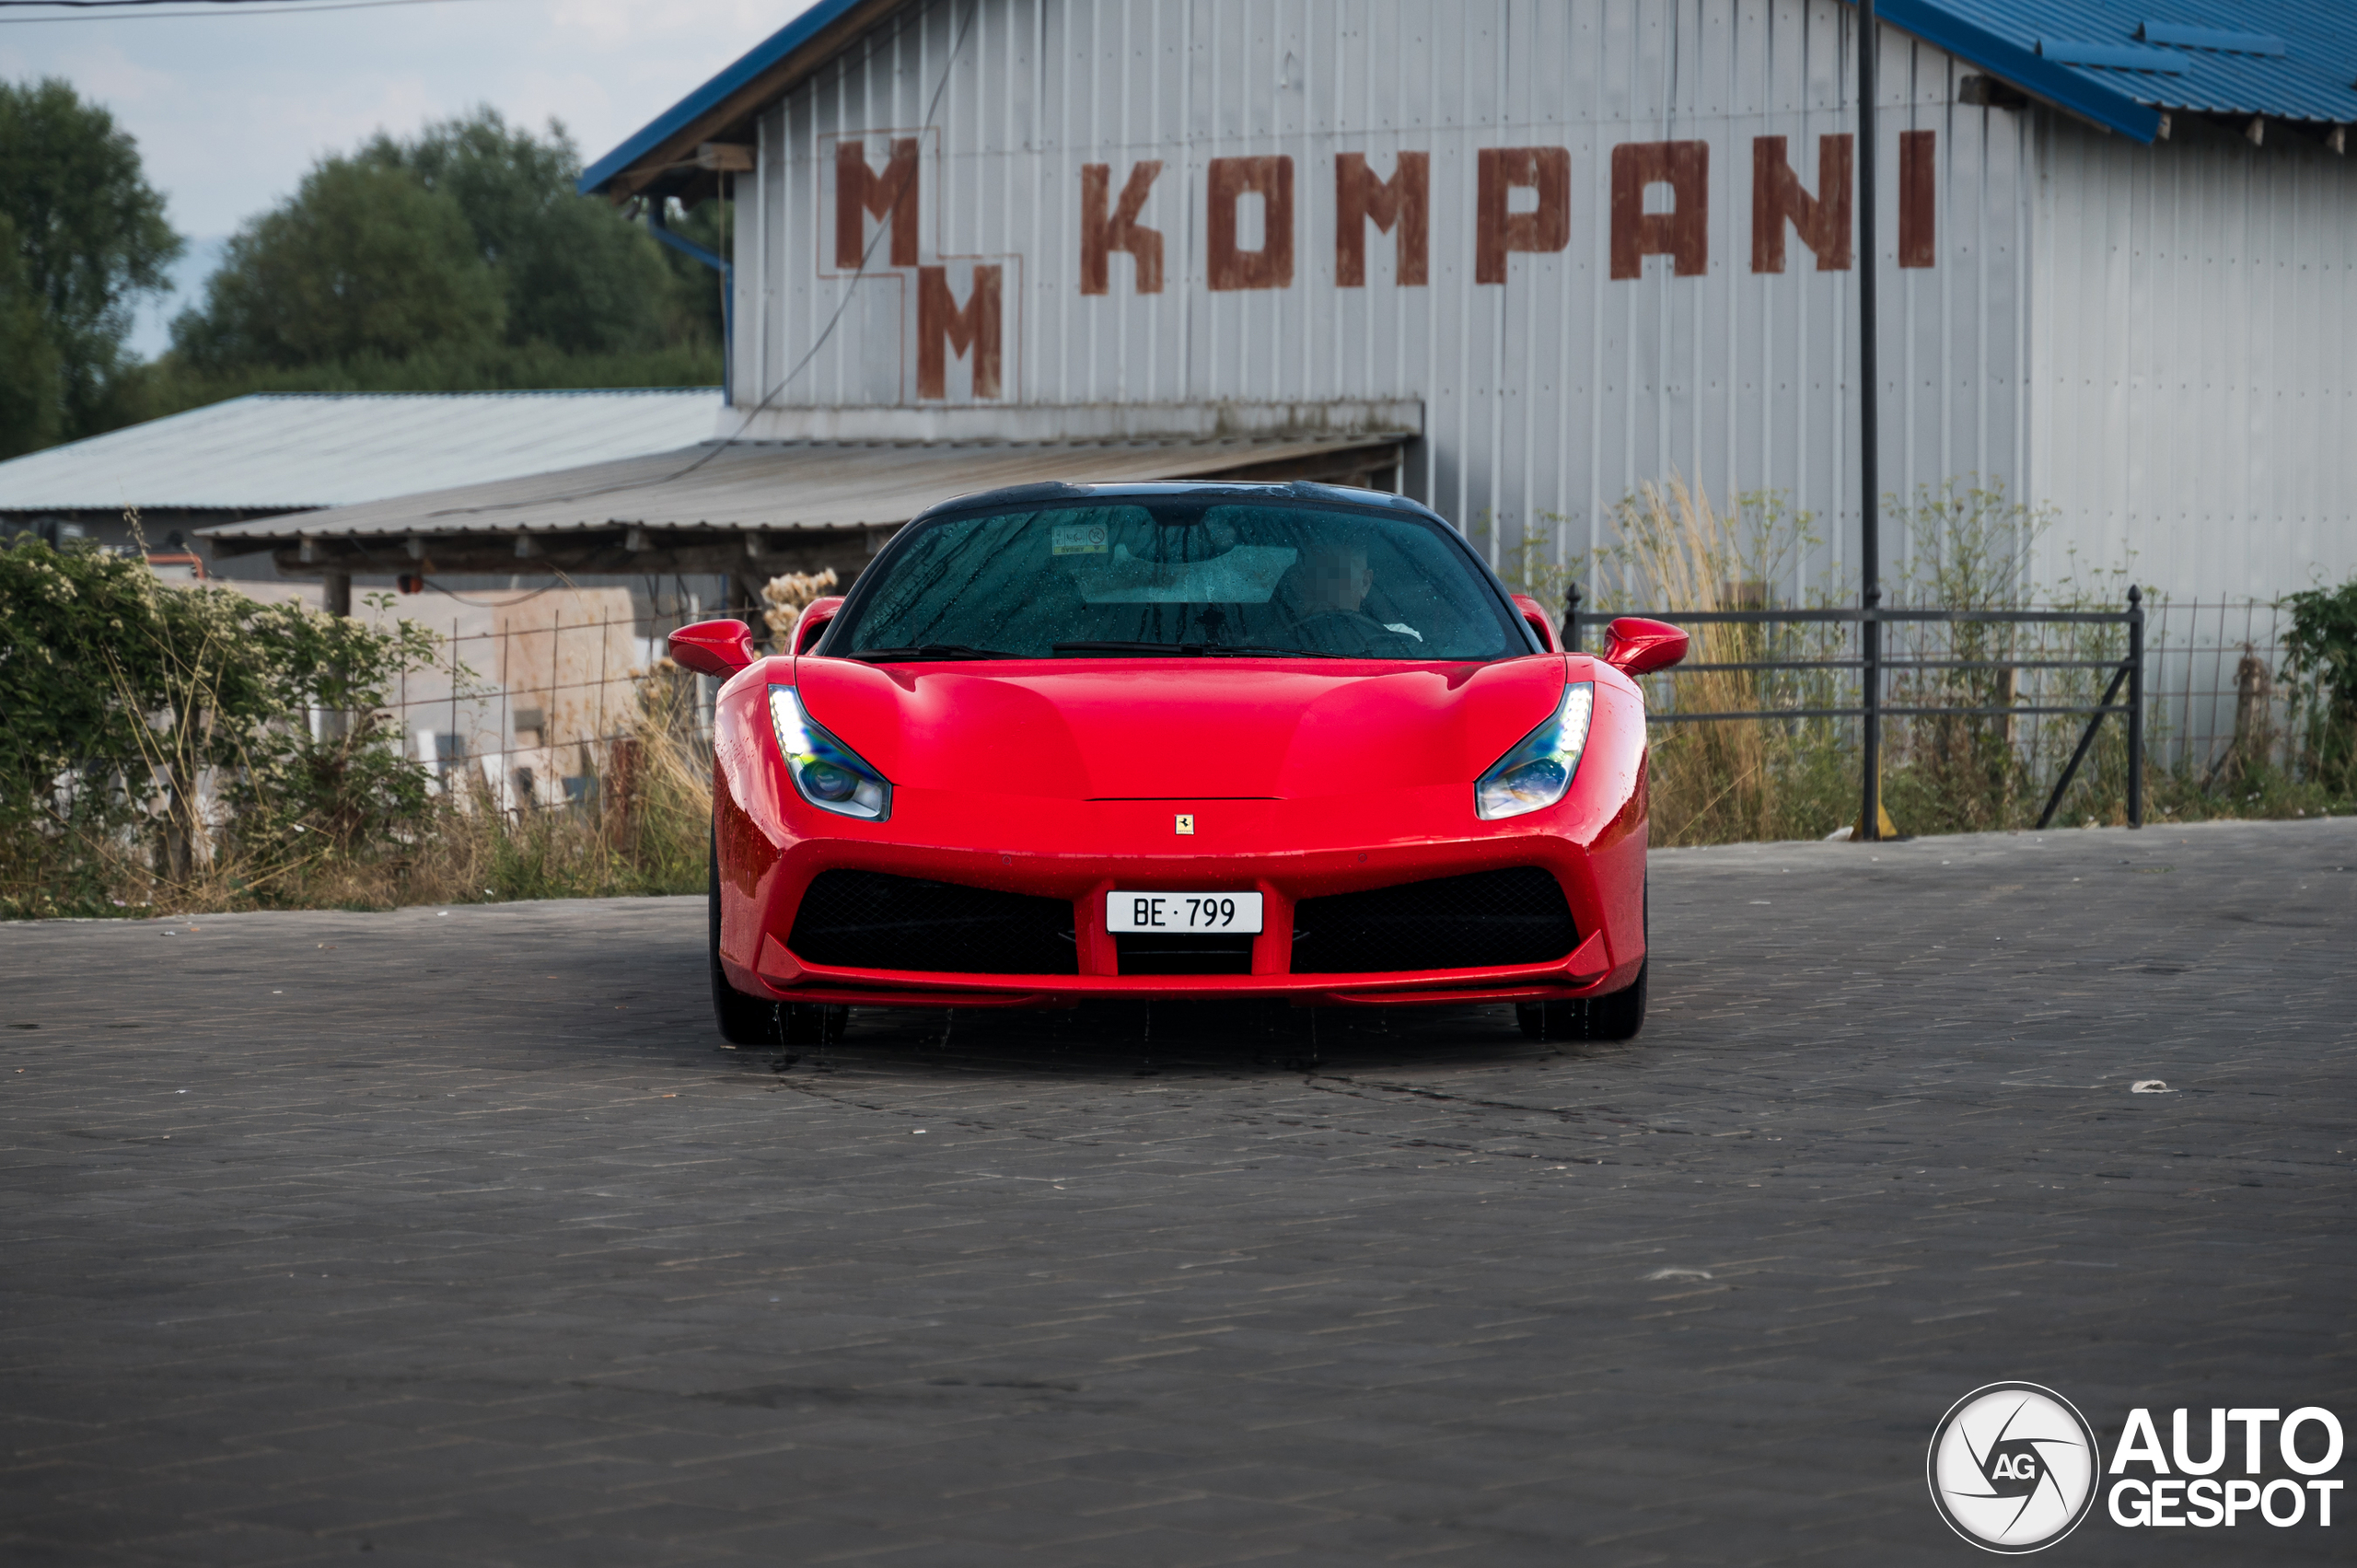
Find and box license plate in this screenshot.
[1107,890,1263,934]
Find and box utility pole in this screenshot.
[1856,0,1884,841]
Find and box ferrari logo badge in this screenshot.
[1174,813,1194,835]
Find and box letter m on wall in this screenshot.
[837,136,920,269]
[918,265,1001,400]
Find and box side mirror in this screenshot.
[668,618,757,678]
[1603,616,1688,677]
[794,596,845,656]
[1510,593,1562,653]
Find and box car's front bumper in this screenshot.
[717,793,1646,1009]
[710,661,1651,1011]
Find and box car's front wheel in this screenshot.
[1516,961,1646,1042]
[710,829,845,1047]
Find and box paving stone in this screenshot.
[2,819,2352,1564]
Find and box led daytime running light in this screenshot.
[768,685,891,820]
[1474,681,1595,819]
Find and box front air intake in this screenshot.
[788,870,1078,975]
[1290,866,1576,974]
[1115,932,1256,976]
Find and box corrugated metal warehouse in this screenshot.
[580,0,2355,607]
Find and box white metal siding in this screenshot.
[2026,116,2357,603]
[725,0,2350,602]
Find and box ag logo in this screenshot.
[1928,1383,2102,1552]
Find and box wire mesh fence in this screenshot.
[369,597,2344,838]
[1565,591,2350,841]
[1573,598,2335,769]
[2141,598,2329,781]
[385,608,715,815]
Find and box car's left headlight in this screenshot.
[1475,681,1595,819]
[769,685,891,820]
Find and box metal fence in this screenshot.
[369,596,2335,820]
[1567,587,2340,831]
[386,610,712,812]
[2140,598,2329,781]
[1568,587,2146,830]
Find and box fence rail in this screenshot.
[367,597,2337,831]
[1565,584,2146,833]
[386,610,712,812]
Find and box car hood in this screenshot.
[789,656,1571,800]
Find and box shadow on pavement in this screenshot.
[713,996,1648,1083]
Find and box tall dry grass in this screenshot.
[1503,474,2182,843]
[399,664,716,907]
[1571,479,1857,844]
[1608,481,1775,842]
[64,664,715,917]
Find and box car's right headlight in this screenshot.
[1475,681,1595,819]
[769,685,891,820]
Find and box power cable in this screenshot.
[422,0,979,523]
[0,0,512,20]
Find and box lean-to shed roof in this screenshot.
[0,389,723,516]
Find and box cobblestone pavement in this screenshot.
[3,819,2352,1567]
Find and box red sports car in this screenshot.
[668,482,1685,1047]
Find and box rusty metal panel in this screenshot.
[722,0,2349,604]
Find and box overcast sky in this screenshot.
[2,0,814,352]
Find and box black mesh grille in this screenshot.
[789,870,1077,975]
[1290,866,1575,974]
[1116,933,1256,976]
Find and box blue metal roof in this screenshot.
[579,0,874,196]
[583,0,2356,193]
[1919,1,2357,131]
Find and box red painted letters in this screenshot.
[1080,161,1166,295]
[835,137,920,270]
[1206,157,1295,291]
[1899,130,1936,267]
[1751,134,1852,273]
[1336,151,1428,286]
[1610,141,1709,279]
[1475,146,1571,284]
[917,265,1002,400]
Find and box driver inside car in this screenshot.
[1287,541,1422,653]
[1304,541,1376,616]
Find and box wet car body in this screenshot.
[671,481,1684,1042]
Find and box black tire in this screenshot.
[1515,962,1646,1042]
[1583,960,1646,1040]
[1592,874,1650,1042]
[709,829,845,1047]
[1516,882,1648,1041]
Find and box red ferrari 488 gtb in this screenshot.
[668,482,1686,1046]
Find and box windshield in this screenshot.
[825,498,1530,661]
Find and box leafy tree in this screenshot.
[0,534,440,915]
[173,159,504,371]
[0,214,62,458]
[2282,575,2357,793]
[361,108,691,354]
[171,108,708,385]
[0,76,181,445]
